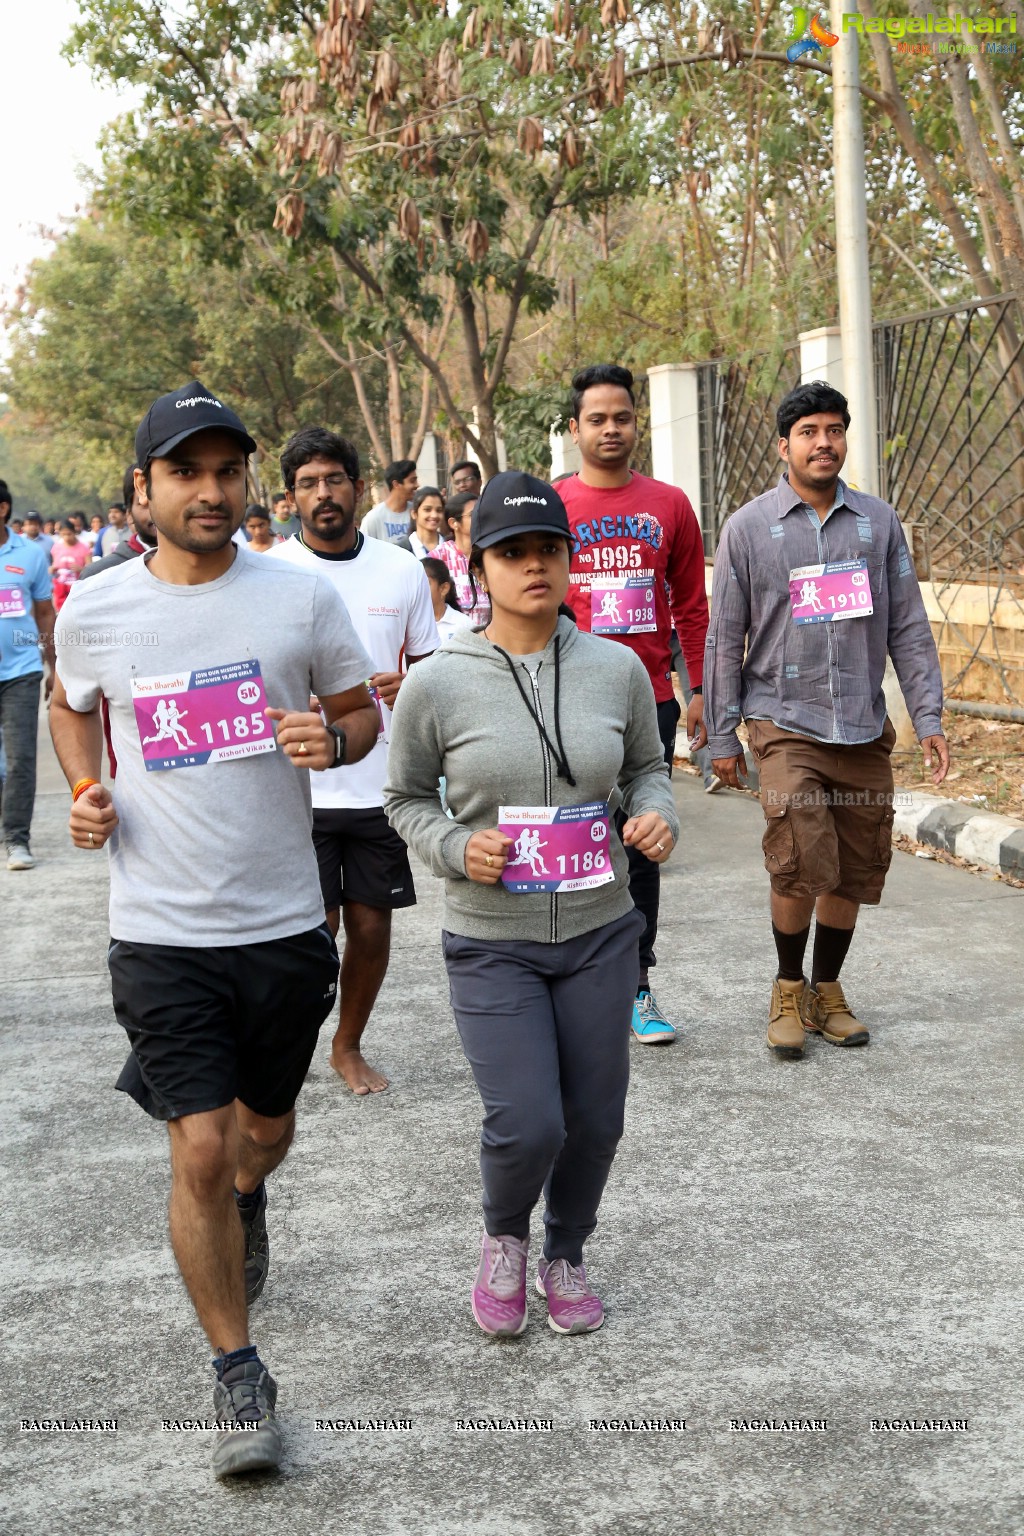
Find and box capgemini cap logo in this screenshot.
[786,7,839,60]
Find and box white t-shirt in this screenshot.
[54,548,374,947]
[270,532,438,809]
[361,501,411,542]
[436,608,474,643]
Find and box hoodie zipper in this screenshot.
[524,661,558,943]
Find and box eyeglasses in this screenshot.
[293,472,352,494]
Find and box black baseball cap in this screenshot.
[134,380,257,468]
[470,470,572,551]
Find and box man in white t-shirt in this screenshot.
[359,457,418,542]
[272,428,438,1095]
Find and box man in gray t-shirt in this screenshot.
[49,379,378,1481]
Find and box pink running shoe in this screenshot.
[471,1233,529,1336]
[535,1257,604,1335]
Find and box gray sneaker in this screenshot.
[211,1359,282,1479]
[237,1184,269,1305]
[7,844,36,870]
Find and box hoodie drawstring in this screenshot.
[492,635,577,787]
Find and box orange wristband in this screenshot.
[72,778,100,802]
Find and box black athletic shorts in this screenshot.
[312,806,416,913]
[108,923,340,1122]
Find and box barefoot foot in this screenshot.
[330,1047,389,1095]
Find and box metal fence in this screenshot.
[874,294,1024,706]
[696,345,801,557]
[874,293,1024,578]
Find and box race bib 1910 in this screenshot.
[789,560,873,625]
[0,586,27,619]
[498,801,614,894]
[132,659,275,771]
[590,575,657,635]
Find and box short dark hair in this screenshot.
[570,364,635,422]
[0,479,10,520]
[421,556,461,610]
[245,504,270,523]
[449,460,481,482]
[271,491,288,507]
[384,458,417,489]
[122,464,138,511]
[280,427,360,492]
[445,491,478,526]
[776,381,850,440]
[108,501,126,514]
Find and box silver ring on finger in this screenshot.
[655,840,665,852]
[297,739,309,756]
[88,832,95,846]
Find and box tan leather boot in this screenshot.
[767,978,807,1055]
[803,981,870,1046]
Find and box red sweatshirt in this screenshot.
[560,472,709,702]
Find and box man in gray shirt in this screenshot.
[703,381,948,1057]
[50,380,378,1480]
[360,457,418,541]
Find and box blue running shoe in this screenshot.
[631,988,677,1044]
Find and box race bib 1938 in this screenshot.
[132,659,275,771]
[590,575,657,635]
[498,801,614,894]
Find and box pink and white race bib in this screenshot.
[789,560,873,625]
[132,659,276,771]
[590,576,657,635]
[0,587,27,619]
[499,802,614,894]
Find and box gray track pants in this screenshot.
[442,908,644,1266]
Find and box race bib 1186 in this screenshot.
[498,802,614,894]
[132,659,276,771]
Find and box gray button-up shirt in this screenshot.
[703,475,943,760]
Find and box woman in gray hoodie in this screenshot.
[384,471,679,1339]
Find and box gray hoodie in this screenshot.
[384,616,679,944]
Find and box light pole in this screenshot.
[831,0,879,496]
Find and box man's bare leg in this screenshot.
[326,902,393,1094]
[234,1104,296,1195]
[167,1108,248,1352]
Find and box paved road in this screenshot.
[3,719,1022,1535]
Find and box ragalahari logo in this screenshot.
[786,7,839,61]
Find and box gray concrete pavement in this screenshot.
[2,717,1023,1535]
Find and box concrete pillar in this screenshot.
[415,431,440,489]
[647,364,702,530]
[549,428,581,479]
[799,326,845,395]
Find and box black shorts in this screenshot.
[108,923,340,1122]
[312,807,416,913]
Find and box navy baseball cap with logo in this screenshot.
[134,380,257,468]
[470,470,572,551]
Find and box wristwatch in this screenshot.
[326,724,347,767]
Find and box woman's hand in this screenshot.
[465,829,513,885]
[622,812,675,864]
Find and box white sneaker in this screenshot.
[7,844,36,870]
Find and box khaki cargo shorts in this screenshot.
[746,718,897,905]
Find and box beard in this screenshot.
[303,499,354,541]
[174,511,237,553]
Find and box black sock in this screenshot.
[212,1344,260,1381]
[811,923,855,989]
[772,923,810,982]
[637,972,650,996]
[234,1181,264,1216]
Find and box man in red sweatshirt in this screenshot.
[560,363,709,1045]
